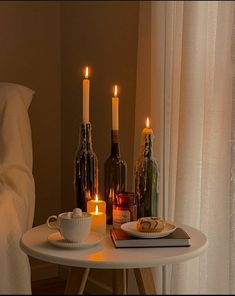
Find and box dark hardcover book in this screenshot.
[110,227,190,248]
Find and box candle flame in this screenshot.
[85,67,89,78]
[95,194,98,202]
[114,85,118,97]
[146,117,150,128]
[109,188,114,199]
[95,205,98,214]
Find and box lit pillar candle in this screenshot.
[83,66,90,123]
[112,85,119,130]
[90,205,106,235]
[87,194,106,214]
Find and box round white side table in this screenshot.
[20,224,207,294]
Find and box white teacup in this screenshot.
[46,212,92,243]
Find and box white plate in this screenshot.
[121,221,176,238]
[48,231,104,249]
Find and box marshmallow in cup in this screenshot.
[46,208,91,243]
[72,208,83,218]
[62,208,83,219]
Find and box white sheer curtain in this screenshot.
[134,1,234,294]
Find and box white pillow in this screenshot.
[0,82,35,109]
[0,83,35,294]
[0,82,35,230]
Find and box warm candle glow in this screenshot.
[90,205,106,234]
[109,188,114,199]
[87,194,106,213]
[146,117,150,128]
[143,117,153,135]
[114,85,118,97]
[88,195,106,235]
[85,66,89,79]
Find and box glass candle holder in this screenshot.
[112,192,137,229]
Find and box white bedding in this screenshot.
[0,83,35,294]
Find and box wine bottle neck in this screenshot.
[80,122,93,150]
[111,130,120,157]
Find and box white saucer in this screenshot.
[121,221,176,238]
[48,231,104,249]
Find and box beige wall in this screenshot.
[0,0,139,227]
[61,1,139,211]
[0,1,139,287]
[0,1,61,226]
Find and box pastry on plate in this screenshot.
[137,217,165,233]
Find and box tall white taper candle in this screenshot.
[83,66,90,123]
[112,85,119,130]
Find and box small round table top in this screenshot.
[20,223,207,270]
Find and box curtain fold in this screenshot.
[229,7,235,293]
[135,1,234,294]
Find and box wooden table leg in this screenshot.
[112,269,127,294]
[134,268,156,295]
[65,267,90,295]
[126,269,129,293]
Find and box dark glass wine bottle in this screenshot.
[74,122,98,211]
[104,130,127,224]
[135,127,159,218]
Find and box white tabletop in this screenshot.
[20,224,207,270]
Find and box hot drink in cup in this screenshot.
[46,208,92,243]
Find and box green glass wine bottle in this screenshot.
[135,118,159,218]
[74,122,98,212]
[104,130,127,225]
